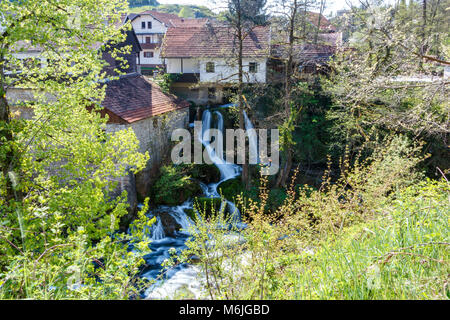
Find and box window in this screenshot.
[145,36,151,44]
[147,21,152,29]
[141,21,146,29]
[206,62,215,73]
[144,51,154,58]
[249,62,258,73]
[208,87,216,99]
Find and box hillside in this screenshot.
[128,1,217,18]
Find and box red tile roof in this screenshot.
[161,25,271,58]
[101,73,190,123]
[306,11,337,32]
[128,10,210,29]
[137,10,181,26]
[169,18,209,28]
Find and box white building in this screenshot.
[161,25,271,104]
[126,10,208,74]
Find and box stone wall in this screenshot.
[106,107,189,197]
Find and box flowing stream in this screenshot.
[139,106,253,299]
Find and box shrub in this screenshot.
[151,165,202,206]
[169,135,448,300]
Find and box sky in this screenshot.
[156,0,396,16]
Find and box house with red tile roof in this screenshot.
[160,23,271,105]
[100,72,190,195]
[101,72,190,124]
[306,11,337,33]
[126,10,209,74]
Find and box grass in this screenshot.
[279,180,450,299]
[180,178,449,300]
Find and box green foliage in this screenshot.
[154,73,180,94]
[151,165,202,206]
[171,134,448,299]
[217,176,287,215]
[0,201,154,299]
[0,0,153,299]
[178,7,195,18]
[285,179,449,299]
[194,197,224,219]
[322,2,449,175]
[128,0,159,8]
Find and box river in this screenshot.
[138,106,256,299]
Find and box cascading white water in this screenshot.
[200,110,241,181]
[141,105,259,299]
[243,110,259,164]
[148,217,165,240]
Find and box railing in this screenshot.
[172,73,200,83]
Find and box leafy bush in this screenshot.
[0,201,154,299]
[151,165,202,206]
[194,197,224,219]
[167,135,449,299]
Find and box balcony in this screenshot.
[141,43,160,50]
[172,73,200,83]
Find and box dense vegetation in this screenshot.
[0,0,152,299]
[1,0,448,300]
[159,0,449,300]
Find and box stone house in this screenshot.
[100,72,190,197]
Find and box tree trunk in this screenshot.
[236,3,249,189]
[275,0,297,188]
[0,54,17,202]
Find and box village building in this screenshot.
[6,17,190,202]
[125,10,209,74]
[100,72,190,197]
[160,24,271,105]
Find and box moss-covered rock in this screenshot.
[217,178,245,201]
[151,165,203,206]
[187,163,221,184]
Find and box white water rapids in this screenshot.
[139,106,255,299]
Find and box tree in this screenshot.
[270,0,321,187]
[178,6,196,18]
[324,0,449,174]
[224,0,268,189]
[0,0,151,298]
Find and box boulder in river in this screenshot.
[155,211,182,237]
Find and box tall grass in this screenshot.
[287,180,449,299]
[177,136,449,299]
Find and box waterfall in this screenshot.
[149,217,165,240]
[200,110,241,182]
[243,110,259,164]
[141,106,248,299]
